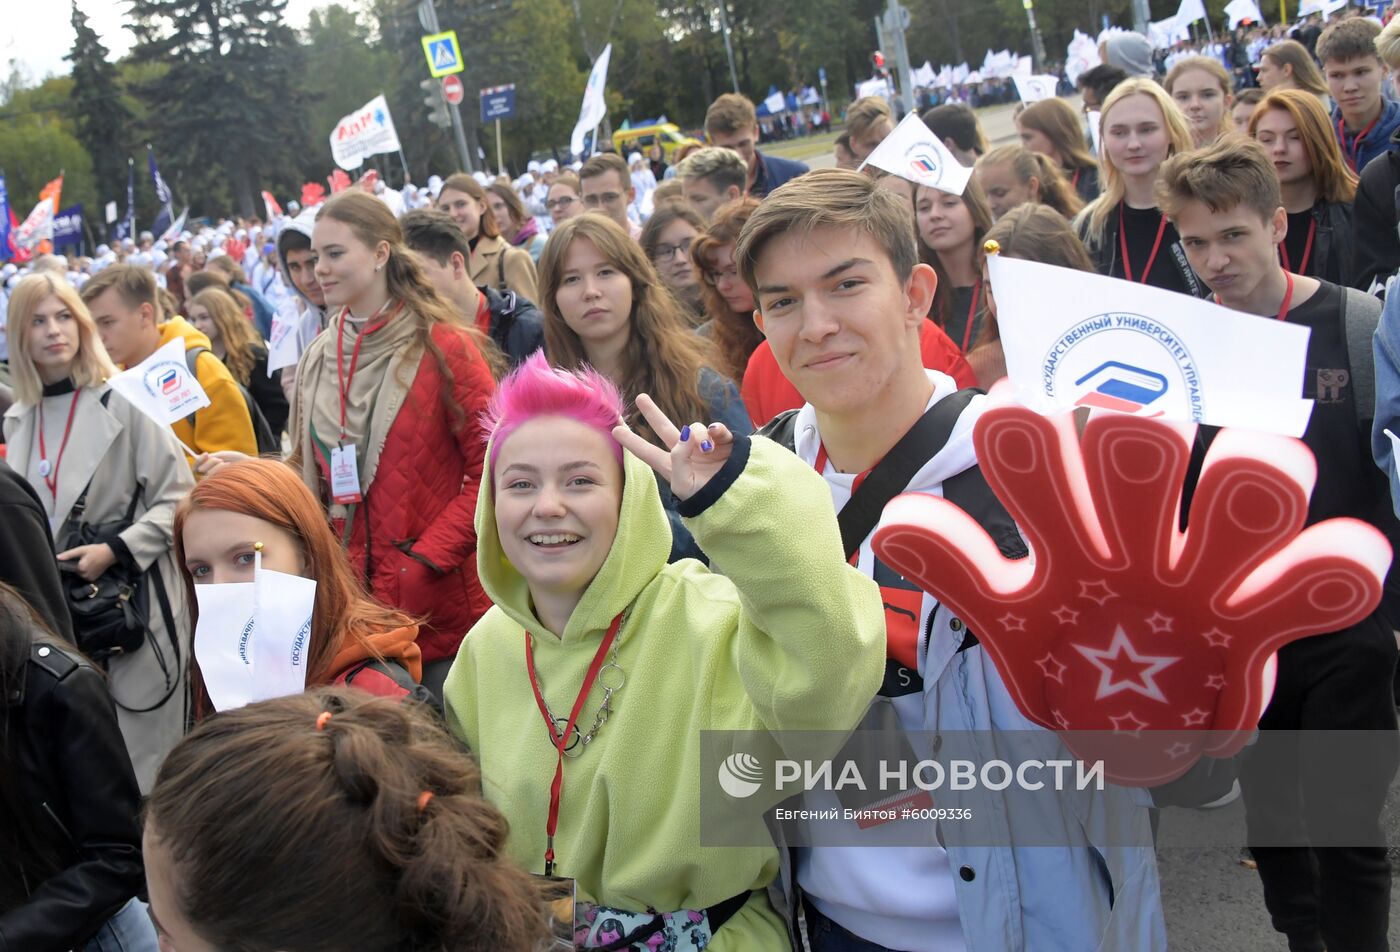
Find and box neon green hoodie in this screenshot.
[444,434,885,949]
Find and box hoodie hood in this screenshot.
[475,431,672,643]
[329,624,423,683]
[275,208,325,314]
[1103,32,1154,78]
[158,313,214,354]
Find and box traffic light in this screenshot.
[420,78,451,129]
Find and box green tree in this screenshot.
[0,115,97,226]
[300,5,395,175]
[475,0,589,167]
[67,1,137,214]
[127,0,309,217]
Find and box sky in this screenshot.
[4,0,334,85]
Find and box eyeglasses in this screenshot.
[654,238,693,260]
[583,192,624,207]
[703,264,740,285]
[546,196,577,211]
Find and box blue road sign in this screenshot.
[480,84,517,123]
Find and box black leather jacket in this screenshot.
[0,642,146,952]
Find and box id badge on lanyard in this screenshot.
[330,443,362,504]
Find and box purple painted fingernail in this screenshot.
[679,425,691,442]
[700,440,714,452]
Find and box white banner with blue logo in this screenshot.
[106,337,211,426]
[989,255,1314,436]
[858,111,972,196]
[194,551,316,712]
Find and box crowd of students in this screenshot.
[5,12,1400,949]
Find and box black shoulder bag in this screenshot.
[56,478,145,661]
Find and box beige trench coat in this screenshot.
[4,385,194,792]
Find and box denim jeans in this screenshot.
[84,897,160,952]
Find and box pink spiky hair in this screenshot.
[481,351,625,466]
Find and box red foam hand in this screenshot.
[327,169,352,194]
[300,182,327,208]
[871,384,1392,785]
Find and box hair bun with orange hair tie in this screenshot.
[315,711,333,731]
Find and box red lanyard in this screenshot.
[1278,215,1317,276]
[38,391,82,504]
[1338,113,1380,172]
[1071,168,1082,190]
[960,280,983,352]
[524,612,623,877]
[1118,203,1168,284]
[1213,270,1294,321]
[334,304,396,441]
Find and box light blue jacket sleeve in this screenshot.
[1372,287,1400,518]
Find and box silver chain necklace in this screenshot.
[532,611,628,758]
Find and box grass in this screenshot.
[762,130,841,161]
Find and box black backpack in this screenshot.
[480,285,546,366]
[184,346,280,454]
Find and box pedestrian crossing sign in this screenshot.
[421,30,464,77]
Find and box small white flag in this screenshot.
[266,301,304,374]
[988,255,1314,436]
[194,556,317,711]
[1012,75,1060,103]
[107,338,211,427]
[858,111,973,195]
[1087,110,1103,155]
[570,44,613,156]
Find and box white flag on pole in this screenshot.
[1224,0,1264,27]
[988,255,1314,435]
[266,302,304,374]
[14,197,57,249]
[1176,0,1209,24]
[763,90,787,114]
[571,44,613,156]
[1012,75,1060,102]
[858,111,973,194]
[329,94,403,171]
[106,338,210,427]
[194,556,317,711]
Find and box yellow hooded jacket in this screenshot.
[444,434,885,949]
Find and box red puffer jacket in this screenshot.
[332,325,494,663]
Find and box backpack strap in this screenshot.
[183,346,207,427]
[496,250,509,292]
[834,389,979,560]
[1342,287,1380,427]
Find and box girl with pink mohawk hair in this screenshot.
[443,351,886,951]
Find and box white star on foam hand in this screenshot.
[1051,605,1080,625]
[1204,674,1226,690]
[1144,611,1173,634]
[1202,628,1232,648]
[1073,626,1181,704]
[999,612,1027,633]
[1078,579,1118,606]
[1108,711,1149,735]
[1165,741,1194,759]
[1036,653,1067,683]
[1181,707,1210,727]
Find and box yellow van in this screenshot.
[612,123,703,163]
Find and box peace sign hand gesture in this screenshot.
[612,394,737,502]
